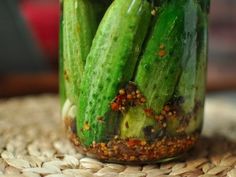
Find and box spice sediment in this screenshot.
[68,131,198,163]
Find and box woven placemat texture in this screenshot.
[0,94,236,177]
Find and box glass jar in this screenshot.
[59,0,210,164]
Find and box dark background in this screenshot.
[0,0,236,97]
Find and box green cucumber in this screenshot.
[174,0,198,114]
[63,0,97,104]
[135,0,194,114]
[77,0,152,146]
[185,7,209,134]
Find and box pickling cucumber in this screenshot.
[77,0,152,146]
[174,0,199,114]
[63,0,97,104]
[135,0,193,114]
[185,6,209,134]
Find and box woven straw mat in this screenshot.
[0,93,236,177]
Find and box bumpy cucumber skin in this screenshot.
[77,0,152,146]
[174,0,198,114]
[63,0,97,104]
[135,0,192,114]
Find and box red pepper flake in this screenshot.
[127,139,141,147]
[144,108,154,117]
[127,94,133,100]
[116,95,126,102]
[158,49,166,57]
[111,102,119,111]
[144,108,153,113]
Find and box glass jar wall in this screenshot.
[60,0,210,164]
